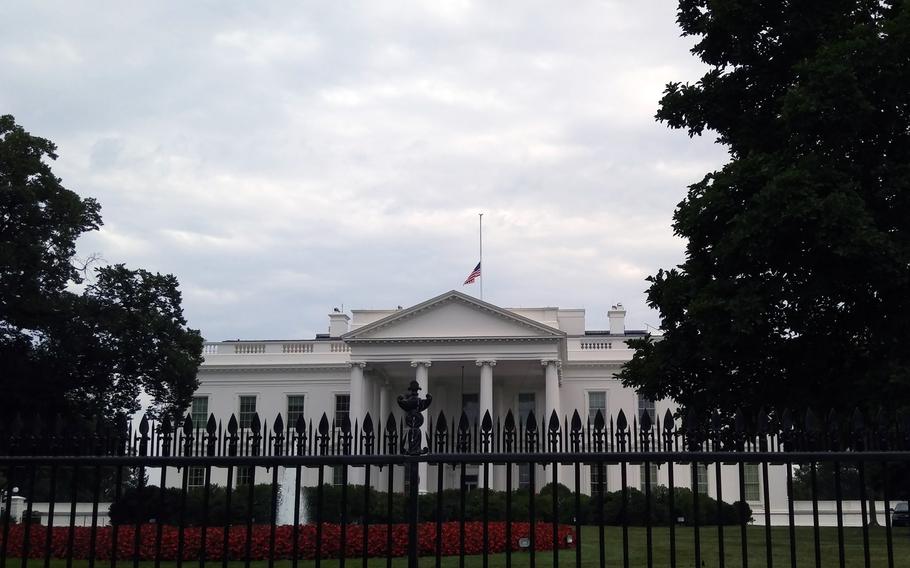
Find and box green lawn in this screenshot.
[6,526,909,568]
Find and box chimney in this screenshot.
[608,303,626,335]
[329,312,350,338]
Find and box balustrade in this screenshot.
[234,343,266,354]
[202,341,351,355]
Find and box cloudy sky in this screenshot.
[2,1,727,340]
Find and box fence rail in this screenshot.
[2,400,908,460]
[2,381,909,568]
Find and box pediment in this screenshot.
[343,291,565,342]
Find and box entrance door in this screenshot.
[517,392,536,490]
[462,393,479,489]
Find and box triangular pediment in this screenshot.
[343,291,565,341]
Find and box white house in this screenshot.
[192,290,789,521]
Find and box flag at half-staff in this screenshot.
[463,262,481,285]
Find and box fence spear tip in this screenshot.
[503,410,515,432]
[571,410,582,432]
[616,409,628,432]
[548,410,560,432]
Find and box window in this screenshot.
[743,464,761,501]
[334,394,350,428]
[188,467,205,488]
[637,395,656,423]
[333,465,346,486]
[640,463,659,492]
[518,464,532,490]
[590,464,607,494]
[287,395,305,427]
[518,393,536,425]
[586,393,608,493]
[462,393,479,425]
[239,396,257,429]
[457,393,481,491]
[191,396,209,426]
[236,466,253,486]
[517,393,536,490]
[588,391,607,423]
[696,464,709,495]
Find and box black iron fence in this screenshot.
[1,381,909,568]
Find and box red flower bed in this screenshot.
[1,522,574,560]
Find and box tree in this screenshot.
[0,115,203,421]
[619,2,910,417]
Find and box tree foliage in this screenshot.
[0,115,203,421]
[619,2,910,416]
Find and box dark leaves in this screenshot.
[0,116,202,421]
[625,2,910,425]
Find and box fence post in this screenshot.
[398,380,432,568]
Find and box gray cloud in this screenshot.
[1,0,727,339]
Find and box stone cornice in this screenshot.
[198,377,348,388]
[345,336,561,344]
[561,360,625,369]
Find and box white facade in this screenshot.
[0,497,112,527]
[193,290,787,520]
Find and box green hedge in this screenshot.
[109,482,751,528]
[108,484,278,526]
[304,483,751,526]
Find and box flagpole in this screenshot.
[479,213,483,301]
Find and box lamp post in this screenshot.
[397,380,432,568]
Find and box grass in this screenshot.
[5,526,909,568]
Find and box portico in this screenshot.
[342,291,567,491]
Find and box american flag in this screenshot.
[463,262,481,285]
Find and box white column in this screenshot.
[367,375,378,424]
[492,385,506,490]
[363,373,377,489]
[348,362,367,484]
[476,360,495,424]
[429,383,445,490]
[379,380,390,424]
[411,360,432,493]
[349,362,366,427]
[543,359,567,492]
[412,360,430,397]
[367,373,382,441]
[362,373,371,425]
[375,376,384,426]
[543,359,561,425]
[378,379,391,490]
[475,360,496,489]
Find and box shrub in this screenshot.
[304,483,751,526]
[109,484,278,526]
